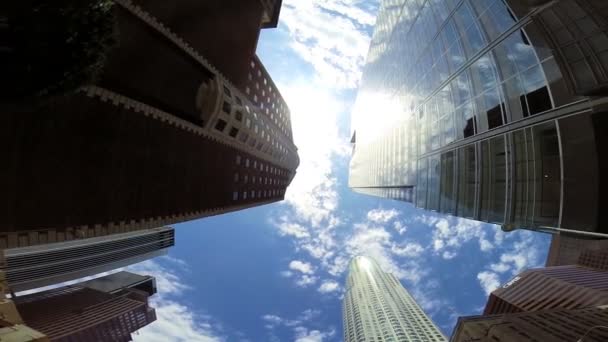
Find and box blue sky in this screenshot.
[130,1,551,341]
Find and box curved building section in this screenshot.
[342,256,446,342]
[349,0,608,234]
[0,0,298,242]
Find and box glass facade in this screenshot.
[343,256,446,342]
[350,0,608,232]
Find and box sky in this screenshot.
[128,1,551,341]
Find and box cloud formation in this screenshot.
[130,258,226,342]
[279,0,377,89]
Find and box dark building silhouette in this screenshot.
[0,0,298,245]
[349,0,608,235]
[15,272,158,341]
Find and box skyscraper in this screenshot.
[451,305,608,342]
[1,227,174,292]
[451,255,608,341]
[546,235,608,270]
[342,256,446,342]
[14,271,158,341]
[349,0,608,235]
[1,0,298,241]
[483,265,608,315]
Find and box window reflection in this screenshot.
[457,145,477,219]
[440,151,456,214]
[480,136,507,223]
[427,155,441,211]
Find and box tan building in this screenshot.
[546,235,608,270]
[484,265,608,315]
[451,305,608,342]
[14,271,158,341]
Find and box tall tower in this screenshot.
[1,0,299,244]
[349,0,608,236]
[342,256,446,342]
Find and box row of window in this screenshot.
[233,173,287,187]
[247,60,292,138]
[416,121,560,227]
[235,155,289,177]
[215,89,293,162]
[232,189,285,201]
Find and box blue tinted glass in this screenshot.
[463,23,486,57]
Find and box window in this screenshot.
[440,151,456,214]
[222,101,232,114]
[245,159,250,167]
[235,111,243,121]
[233,192,238,201]
[223,86,232,98]
[457,145,477,218]
[235,96,242,106]
[236,155,241,165]
[229,127,239,138]
[234,173,239,182]
[239,132,248,143]
[215,119,227,132]
[480,136,507,223]
[243,191,248,200]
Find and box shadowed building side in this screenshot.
[0,0,299,245]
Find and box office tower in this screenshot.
[342,256,446,342]
[349,0,608,235]
[451,305,608,342]
[483,265,608,315]
[546,235,608,269]
[14,272,158,341]
[1,0,299,242]
[1,227,174,292]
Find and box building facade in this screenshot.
[349,0,608,234]
[14,272,158,342]
[342,256,446,342]
[451,305,608,342]
[483,265,608,315]
[546,235,608,270]
[0,0,298,241]
[1,227,174,292]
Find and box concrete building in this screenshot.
[1,227,174,292]
[342,256,446,342]
[546,235,608,270]
[483,265,608,315]
[349,0,608,235]
[14,272,158,342]
[451,305,608,342]
[0,0,298,242]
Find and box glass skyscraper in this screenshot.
[349,0,608,234]
[342,256,446,342]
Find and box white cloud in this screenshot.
[294,326,336,342]
[442,251,457,260]
[477,271,501,296]
[290,260,315,274]
[295,275,319,287]
[130,258,225,342]
[318,280,340,293]
[280,0,376,89]
[426,216,498,257]
[391,242,424,257]
[367,208,399,223]
[393,221,407,234]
